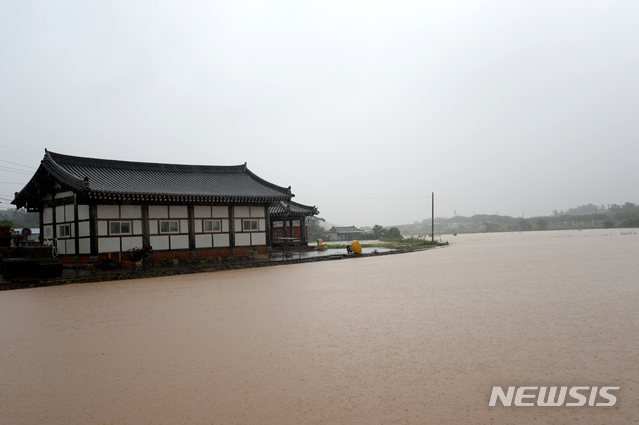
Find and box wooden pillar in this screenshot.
[264,205,272,247]
[74,199,80,260]
[187,204,195,255]
[89,204,98,260]
[300,216,306,245]
[52,203,57,239]
[141,205,150,248]
[39,210,44,245]
[228,205,235,252]
[282,217,287,244]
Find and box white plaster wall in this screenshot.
[65,204,75,222]
[122,236,143,251]
[133,220,142,235]
[235,233,251,246]
[222,219,229,232]
[194,206,211,218]
[79,221,90,237]
[57,241,65,255]
[213,233,230,247]
[98,221,108,236]
[43,225,53,239]
[235,219,242,231]
[149,206,168,219]
[56,205,65,222]
[55,191,74,199]
[195,234,212,248]
[234,206,250,218]
[149,220,158,235]
[259,219,265,230]
[195,220,203,233]
[98,237,120,253]
[78,205,90,221]
[250,206,265,218]
[79,238,90,254]
[65,239,75,255]
[180,219,189,234]
[170,234,189,250]
[170,205,188,218]
[43,208,53,224]
[121,205,141,219]
[97,205,119,219]
[150,235,169,250]
[212,206,228,218]
[251,233,266,246]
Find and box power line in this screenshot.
[296,196,430,199]
[0,159,36,169]
[0,182,27,185]
[0,144,40,157]
[0,166,34,175]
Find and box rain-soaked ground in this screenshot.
[1,229,637,424]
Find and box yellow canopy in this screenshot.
[350,240,362,254]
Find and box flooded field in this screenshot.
[1,229,638,424]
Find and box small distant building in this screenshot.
[324,226,364,241]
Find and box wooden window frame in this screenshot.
[159,219,181,234]
[57,223,71,239]
[202,219,222,233]
[242,219,259,232]
[108,220,133,236]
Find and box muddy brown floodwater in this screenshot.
[1,229,638,424]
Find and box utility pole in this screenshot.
[431,192,434,242]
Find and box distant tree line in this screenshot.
[0,208,39,228]
[393,202,639,236]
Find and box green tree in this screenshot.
[518,220,533,231]
[536,219,548,231]
[306,216,327,240]
[372,224,383,238]
[483,222,500,233]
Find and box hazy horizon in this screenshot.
[2,1,638,227]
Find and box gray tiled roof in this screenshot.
[14,151,293,206]
[269,200,318,218]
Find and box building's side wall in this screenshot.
[193,205,230,249]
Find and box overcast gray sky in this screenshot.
[1,1,638,227]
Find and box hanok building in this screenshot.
[12,150,318,262]
[324,226,365,241]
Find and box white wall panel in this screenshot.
[98,237,120,253]
[235,219,242,231]
[133,220,142,235]
[213,233,230,247]
[169,205,188,218]
[180,220,189,234]
[150,235,169,250]
[212,206,228,218]
[79,238,90,254]
[56,205,65,222]
[121,205,142,219]
[149,220,158,235]
[170,234,189,250]
[250,206,265,218]
[43,208,53,224]
[122,236,143,251]
[235,233,251,246]
[98,221,108,236]
[65,204,75,222]
[149,206,168,219]
[43,225,53,239]
[54,191,74,199]
[222,219,229,232]
[57,240,66,255]
[78,205,90,221]
[97,205,119,219]
[65,239,75,255]
[251,232,266,246]
[195,234,212,248]
[79,221,90,237]
[194,206,211,218]
[195,220,202,233]
[234,206,250,217]
[259,219,265,230]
